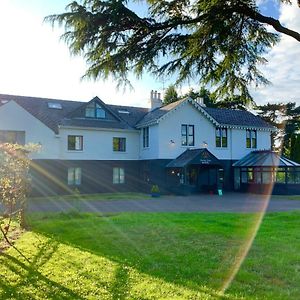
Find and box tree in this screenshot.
[46,1,300,103]
[185,87,216,107]
[163,85,178,105]
[257,102,300,155]
[0,143,37,259]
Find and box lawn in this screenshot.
[29,192,151,202]
[0,212,299,299]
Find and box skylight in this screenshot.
[48,102,62,109]
[118,110,130,114]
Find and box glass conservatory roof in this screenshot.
[233,150,300,168]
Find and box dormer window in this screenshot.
[85,102,106,119]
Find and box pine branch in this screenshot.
[236,3,300,42]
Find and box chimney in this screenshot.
[195,97,206,107]
[150,90,162,110]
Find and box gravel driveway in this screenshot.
[27,193,300,213]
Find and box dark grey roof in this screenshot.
[137,98,273,129]
[233,150,300,167]
[108,104,149,128]
[166,148,221,168]
[202,107,273,129]
[60,118,131,130]
[0,94,149,133]
[0,94,82,134]
[136,99,185,127]
[0,94,274,133]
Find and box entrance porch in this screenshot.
[166,149,224,195]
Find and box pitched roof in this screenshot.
[166,148,221,168]
[233,150,300,167]
[0,94,82,133]
[0,94,149,133]
[0,93,274,133]
[202,106,273,129]
[136,99,186,127]
[136,98,274,130]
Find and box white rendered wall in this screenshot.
[156,102,231,159]
[59,127,140,160]
[141,101,272,160]
[139,124,159,159]
[0,101,60,159]
[231,129,271,160]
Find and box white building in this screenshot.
[0,92,277,196]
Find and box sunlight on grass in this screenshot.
[1,233,231,299]
[0,212,299,299]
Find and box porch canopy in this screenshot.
[233,150,300,187]
[166,148,221,168]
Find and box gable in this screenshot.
[137,97,274,131]
[66,97,118,121]
[0,100,55,134]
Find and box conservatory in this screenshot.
[233,150,300,195]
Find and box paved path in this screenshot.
[27,193,300,213]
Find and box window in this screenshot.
[216,127,227,148]
[113,137,126,152]
[48,102,62,109]
[246,130,257,148]
[68,167,81,185]
[113,167,125,184]
[68,135,83,151]
[85,102,106,118]
[0,130,25,145]
[143,127,149,148]
[181,124,194,146]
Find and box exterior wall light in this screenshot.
[203,141,208,148]
[170,139,175,144]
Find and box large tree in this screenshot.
[257,102,300,155]
[47,0,300,102]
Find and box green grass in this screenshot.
[271,195,300,201]
[0,212,300,299]
[29,192,151,202]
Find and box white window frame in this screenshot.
[113,167,125,184]
[68,135,83,151]
[143,127,149,148]
[68,167,82,185]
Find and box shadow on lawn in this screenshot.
[0,241,85,300]
[23,212,251,299]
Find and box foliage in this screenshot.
[185,87,216,107]
[150,184,160,194]
[185,87,250,109]
[0,143,38,257]
[1,212,300,299]
[163,84,178,105]
[46,0,300,102]
[256,102,300,155]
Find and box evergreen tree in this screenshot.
[257,102,300,155]
[163,85,179,105]
[46,1,300,103]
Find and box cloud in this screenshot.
[251,0,300,105]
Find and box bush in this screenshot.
[151,185,160,194]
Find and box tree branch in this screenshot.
[236,3,300,42]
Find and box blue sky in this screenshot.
[0,0,299,107]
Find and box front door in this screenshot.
[197,166,218,192]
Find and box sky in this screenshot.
[0,0,299,107]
